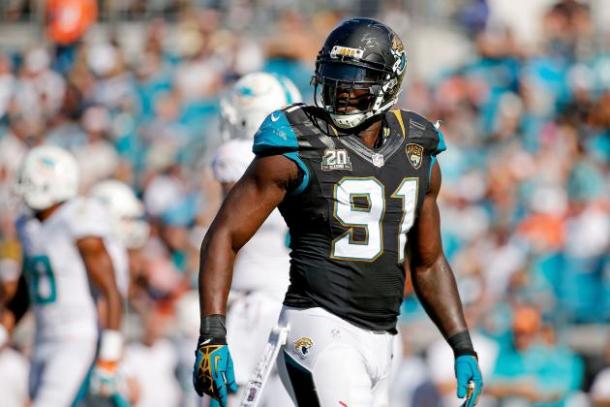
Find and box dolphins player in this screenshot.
[6,145,125,406]
[207,72,301,406]
[90,179,150,300]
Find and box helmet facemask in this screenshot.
[313,61,395,129]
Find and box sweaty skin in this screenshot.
[407,163,469,338]
[199,155,299,316]
[199,116,469,343]
[77,236,123,331]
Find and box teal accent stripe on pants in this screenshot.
[70,364,93,407]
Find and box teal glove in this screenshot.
[89,361,122,397]
[193,337,238,407]
[455,355,483,406]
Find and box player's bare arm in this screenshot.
[78,236,122,330]
[193,154,299,404]
[79,234,126,397]
[407,162,468,338]
[0,274,29,334]
[407,161,483,403]
[0,280,19,306]
[199,154,299,316]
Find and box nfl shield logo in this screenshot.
[405,143,424,169]
[372,153,385,168]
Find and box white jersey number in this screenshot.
[25,255,57,305]
[332,177,418,262]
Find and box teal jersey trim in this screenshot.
[253,110,310,195]
[436,130,447,155]
[253,110,298,154]
[429,130,446,183]
[284,151,310,195]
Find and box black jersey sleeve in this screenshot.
[403,110,447,156]
[252,109,311,195]
[402,110,446,182]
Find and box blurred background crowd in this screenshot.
[0,0,608,406]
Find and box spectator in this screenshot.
[487,304,584,406]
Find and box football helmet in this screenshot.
[220,72,302,140]
[90,180,150,249]
[312,18,407,129]
[15,145,79,211]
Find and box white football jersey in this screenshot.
[16,197,112,341]
[232,209,290,299]
[212,139,290,299]
[105,237,129,299]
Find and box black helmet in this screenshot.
[312,18,407,129]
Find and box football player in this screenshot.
[90,179,150,299]
[210,72,300,406]
[193,18,483,407]
[5,145,125,406]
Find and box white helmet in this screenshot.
[16,145,79,211]
[90,180,150,249]
[220,72,302,140]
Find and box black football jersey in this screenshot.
[253,104,446,332]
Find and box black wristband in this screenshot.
[200,314,227,338]
[447,331,477,358]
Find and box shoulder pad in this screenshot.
[66,197,111,239]
[402,110,446,156]
[252,109,299,156]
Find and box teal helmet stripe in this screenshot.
[275,75,294,104]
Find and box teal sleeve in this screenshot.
[428,130,447,182]
[253,110,298,154]
[253,110,310,195]
[436,130,447,155]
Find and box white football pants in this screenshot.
[226,291,294,407]
[29,336,96,407]
[277,306,395,407]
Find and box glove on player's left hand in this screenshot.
[90,360,122,397]
[193,336,238,407]
[455,355,483,406]
[90,330,126,399]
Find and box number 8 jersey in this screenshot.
[253,104,446,333]
[16,197,112,341]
